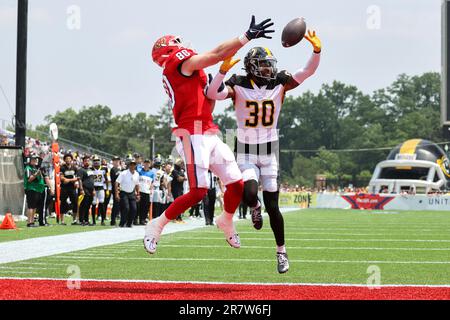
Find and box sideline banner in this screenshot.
[0,147,24,215]
[314,193,450,211]
[278,192,316,208]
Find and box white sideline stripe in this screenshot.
[49,256,450,264]
[0,219,207,265]
[171,236,450,243]
[0,209,296,265]
[0,272,38,274]
[0,266,59,270]
[1,276,449,288]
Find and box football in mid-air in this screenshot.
[281,17,307,48]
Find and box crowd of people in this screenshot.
[22,138,226,228]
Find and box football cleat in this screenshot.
[216,214,241,249]
[143,218,164,254]
[143,236,158,255]
[276,252,290,274]
[250,201,263,230]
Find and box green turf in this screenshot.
[1,209,449,285]
[0,216,113,243]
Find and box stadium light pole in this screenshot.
[15,0,28,148]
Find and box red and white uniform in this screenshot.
[161,48,242,189]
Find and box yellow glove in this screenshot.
[106,190,110,198]
[304,30,322,53]
[220,56,241,74]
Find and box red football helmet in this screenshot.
[152,35,184,67]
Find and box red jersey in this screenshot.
[162,48,218,135]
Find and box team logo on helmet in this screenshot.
[244,47,278,83]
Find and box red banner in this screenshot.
[342,194,395,210]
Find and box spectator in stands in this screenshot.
[24,155,46,227]
[115,157,140,228]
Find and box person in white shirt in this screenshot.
[115,158,140,228]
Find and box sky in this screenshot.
[0,0,442,128]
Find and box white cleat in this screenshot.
[216,214,240,249]
[143,218,163,254]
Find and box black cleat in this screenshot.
[250,202,263,230]
[277,253,289,274]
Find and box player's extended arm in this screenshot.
[181,15,274,76]
[285,30,322,92]
[205,57,240,100]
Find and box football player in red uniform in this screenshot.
[144,16,275,254]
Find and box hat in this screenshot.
[143,159,151,163]
[63,153,73,160]
[112,156,121,161]
[93,155,100,162]
[126,157,137,165]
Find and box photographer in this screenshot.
[24,154,46,227]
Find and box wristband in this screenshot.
[239,34,250,45]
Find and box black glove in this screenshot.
[245,15,275,40]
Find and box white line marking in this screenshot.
[185,230,450,236]
[1,277,449,288]
[0,219,207,264]
[0,266,60,270]
[49,256,450,264]
[137,244,450,251]
[172,236,450,243]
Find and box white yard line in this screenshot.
[126,244,450,251]
[1,276,449,288]
[48,256,450,264]
[0,209,298,265]
[167,236,450,243]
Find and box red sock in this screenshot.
[164,188,208,220]
[224,179,244,214]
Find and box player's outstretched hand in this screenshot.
[245,15,275,40]
[220,56,241,74]
[304,30,322,53]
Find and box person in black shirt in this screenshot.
[77,155,96,226]
[171,159,186,221]
[60,154,78,225]
[203,170,217,226]
[109,156,122,226]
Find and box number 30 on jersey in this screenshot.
[245,100,275,128]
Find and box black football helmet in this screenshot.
[369,139,450,193]
[244,47,278,84]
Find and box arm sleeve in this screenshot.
[292,52,321,85]
[205,72,229,100]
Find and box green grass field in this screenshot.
[1,209,449,285]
